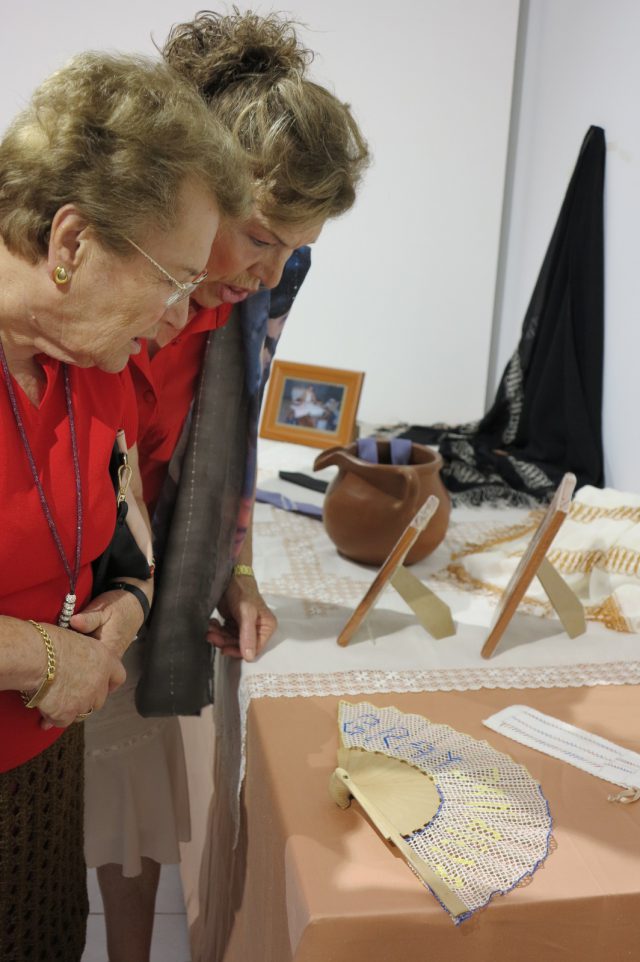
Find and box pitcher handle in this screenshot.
[315,448,423,508]
[398,465,422,516]
[314,447,390,486]
[313,446,346,472]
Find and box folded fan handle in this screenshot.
[333,769,468,918]
[392,835,468,919]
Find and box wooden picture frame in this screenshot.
[481,472,586,658]
[337,496,455,646]
[260,360,364,449]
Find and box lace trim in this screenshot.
[241,662,640,703]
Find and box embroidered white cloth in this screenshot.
[442,484,640,632]
[483,705,640,793]
[338,700,552,922]
[216,442,640,828]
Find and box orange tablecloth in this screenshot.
[187,684,640,962]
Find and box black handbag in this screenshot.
[92,431,153,596]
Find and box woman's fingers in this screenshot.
[34,626,125,727]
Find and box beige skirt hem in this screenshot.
[84,640,191,878]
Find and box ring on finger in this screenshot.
[75,708,94,721]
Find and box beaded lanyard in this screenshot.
[0,341,83,628]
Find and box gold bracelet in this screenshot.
[233,563,255,578]
[21,620,56,709]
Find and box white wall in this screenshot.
[493,0,640,490]
[1,0,519,427]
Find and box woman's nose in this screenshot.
[255,250,289,290]
[162,296,190,332]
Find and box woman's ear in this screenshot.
[47,204,91,282]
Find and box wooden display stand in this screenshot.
[481,473,586,658]
[337,496,455,647]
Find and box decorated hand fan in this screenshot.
[331,748,468,916]
[330,701,553,922]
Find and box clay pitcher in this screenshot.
[313,439,450,565]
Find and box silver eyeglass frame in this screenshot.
[125,237,208,308]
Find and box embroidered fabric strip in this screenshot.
[483,705,640,791]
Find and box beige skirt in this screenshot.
[84,638,191,877]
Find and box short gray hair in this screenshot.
[0,51,252,262]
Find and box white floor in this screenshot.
[81,866,191,962]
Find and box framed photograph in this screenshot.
[481,472,584,658]
[336,495,454,647]
[260,360,365,449]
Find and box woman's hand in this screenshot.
[35,623,126,730]
[207,574,277,662]
[69,586,147,659]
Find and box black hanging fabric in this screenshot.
[403,125,605,507]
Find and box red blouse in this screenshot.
[0,357,137,773]
[129,304,232,515]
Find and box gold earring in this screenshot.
[53,266,70,285]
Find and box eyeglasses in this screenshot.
[125,238,208,308]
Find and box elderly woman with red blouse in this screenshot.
[0,51,250,962]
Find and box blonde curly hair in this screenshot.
[0,51,252,263]
[163,10,370,226]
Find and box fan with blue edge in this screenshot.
[330,700,553,921]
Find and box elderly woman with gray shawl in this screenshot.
[82,11,369,962]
